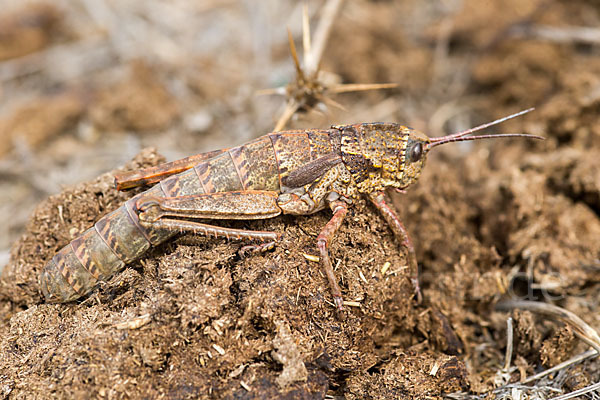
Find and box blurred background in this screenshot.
[0,0,597,273]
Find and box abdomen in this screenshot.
[40,129,339,302]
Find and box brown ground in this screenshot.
[1,1,600,399]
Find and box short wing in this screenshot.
[281,153,342,189]
[114,149,227,190]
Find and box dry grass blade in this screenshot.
[549,381,600,400]
[453,302,600,399]
[522,349,598,384]
[305,0,343,75]
[318,94,347,112]
[255,87,286,96]
[274,100,300,132]
[495,300,600,353]
[302,3,311,65]
[328,83,399,94]
[492,317,516,387]
[511,24,600,44]
[502,317,514,371]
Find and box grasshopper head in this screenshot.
[393,128,430,190]
[339,123,431,192]
[340,108,543,194]
[398,108,544,191]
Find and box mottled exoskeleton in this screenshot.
[40,109,542,309]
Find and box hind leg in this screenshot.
[135,190,283,245]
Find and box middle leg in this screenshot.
[369,190,422,303]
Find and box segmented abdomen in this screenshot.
[40,129,341,302]
[39,184,173,303]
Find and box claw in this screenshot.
[239,241,276,258]
[412,278,423,304]
[334,296,344,311]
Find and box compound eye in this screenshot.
[410,142,423,162]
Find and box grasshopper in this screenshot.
[40,109,543,309]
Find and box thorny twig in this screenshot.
[260,0,397,131]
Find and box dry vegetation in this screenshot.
[1,0,600,399]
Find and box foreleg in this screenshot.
[368,191,422,303]
[316,200,349,311]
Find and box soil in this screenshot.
[1,1,600,399]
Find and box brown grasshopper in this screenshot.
[40,109,543,309]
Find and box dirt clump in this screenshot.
[346,351,468,399]
[0,148,436,398]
